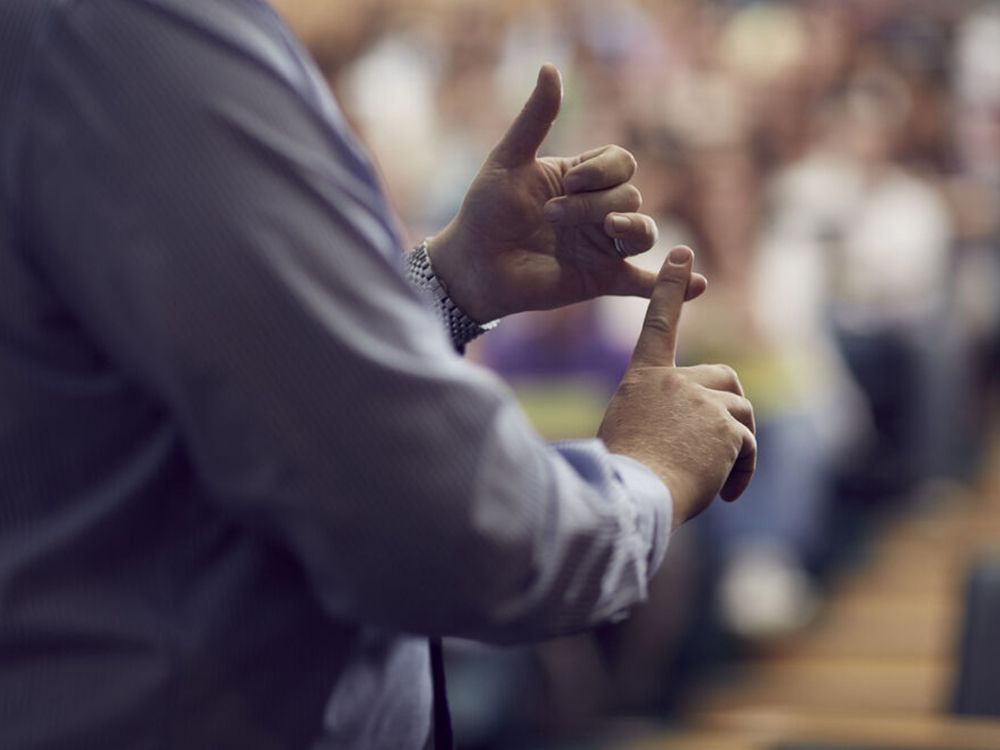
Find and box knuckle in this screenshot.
[624,184,643,211]
[680,381,711,407]
[661,368,686,387]
[641,313,673,338]
[672,366,699,383]
[714,363,737,380]
[715,399,734,424]
[615,145,638,175]
[653,273,686,295]
[643,215,659,243]
[619,370,644,390]
[722,425,743,456]
[713,363,741,389]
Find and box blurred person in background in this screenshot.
[768,68,958,498]
[953,1,1000,442]
[1,2,759,750]
[676,137,847,640]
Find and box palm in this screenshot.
[456,156,630,313]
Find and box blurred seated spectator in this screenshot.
[677,138,863,638]
[768,68,961,498]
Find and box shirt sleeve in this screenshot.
[18,0,671,643]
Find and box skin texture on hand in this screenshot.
[598,247,757,530]
[428,64,707,322]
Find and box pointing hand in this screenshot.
[599,246,756,528]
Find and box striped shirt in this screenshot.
[0,1,671,747]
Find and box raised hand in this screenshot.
[427,64,707,323]
[598,246,756,529]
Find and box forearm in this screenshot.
[317,398,673,643]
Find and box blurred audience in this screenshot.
[281,0,1000,745]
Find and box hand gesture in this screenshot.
[427,64,707,322]
[598,247,756,529]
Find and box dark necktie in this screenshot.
[430,637,454,750]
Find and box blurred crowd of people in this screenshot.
[287,0,1000,746]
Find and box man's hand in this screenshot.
[427,64,707,322]
[598,246,756,530]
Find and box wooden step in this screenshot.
[753,593,959,661]
[685,657,952,715]
[621,710,1000,750]
[632,434,1000,750]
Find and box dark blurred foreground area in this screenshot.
[282,0,1000,747]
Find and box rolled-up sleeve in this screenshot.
[18,0,671,643]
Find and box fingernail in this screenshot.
[543,202,564,222]
[610,215,631,234]
[668,246,692,266]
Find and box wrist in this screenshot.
[425,223,500,324]
[598,434,693,531]
[406,238,498,352]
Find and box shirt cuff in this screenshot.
[605,453,672,576]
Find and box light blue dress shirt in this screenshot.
[0,1,672,748]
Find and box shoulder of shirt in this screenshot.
[4,0,286,85]
[1,0,290,198]
[16,0,293,54]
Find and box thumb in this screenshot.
[490,64,562,167]
[629,246,694,368]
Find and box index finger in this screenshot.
[628,246,694,369]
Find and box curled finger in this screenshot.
[544,183,642,225]
[716,390,756,434]
[564,144,638,192]
[604,212,657,258]
[720,424,757,502]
